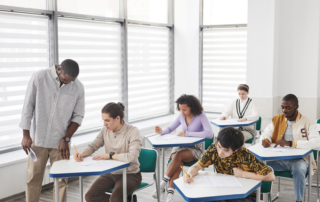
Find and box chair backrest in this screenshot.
[317,119,320,124]
[313,150,318,161]
[205,136,214,150]
[138,148,157,173]
[256,116,262,131]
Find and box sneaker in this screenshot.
[152,187,165,199]
[166,193,174,202]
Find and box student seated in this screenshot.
[152,94,213,202]
[73,102,142,202]
[260,94,320,202]
[184,127,275,202]
[220,84,259,142]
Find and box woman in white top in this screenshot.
[220,84,259,142]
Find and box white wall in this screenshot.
[174,0,200,107]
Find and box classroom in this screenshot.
[0,0,320,202]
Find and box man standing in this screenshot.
[20,59,85,202]
[261,94,320,202]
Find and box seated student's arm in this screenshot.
[113,128,142,162]
[243,101,259,121]
[220,101,233,120]
[74,128,105,161]
[260,122,274,147]
[184,143,217,183]
[158,114,182,135]
[238,152,275,181]
[185,113,214,139]
[293,122,320,150]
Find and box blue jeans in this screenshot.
[267,159,308,201]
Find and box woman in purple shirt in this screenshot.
[152,94,213,202]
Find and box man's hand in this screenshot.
[262,139,271,148]
[237,118,247,122]
[233,167,245,178]
[183,173,193,183]
[220,117,227,120]
[274,139,290,147]
[92,154,110,160]
[21,130,32,155]
[177,131,186,136]
[58,139,70,160]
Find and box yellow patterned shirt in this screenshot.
[198,142,273,176]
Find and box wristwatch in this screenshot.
[62,137,70,143]
[109,152,115,159]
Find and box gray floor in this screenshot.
[4,148,320,202]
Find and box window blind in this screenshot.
[0,13,49,148]
[58,18,122,131]
[127,25,171,121]
[202,27,247,112]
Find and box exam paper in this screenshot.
[154,135,179,140]
[263,147,289,152]
[187,175,242,187]
[75,157,99,166]
[28,148,37,162]
[213,119,254,125]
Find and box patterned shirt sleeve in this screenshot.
[198,143,217,168]
[245,151,273,176]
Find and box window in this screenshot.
[57,0,119,18]
[0,13,49,148]
[58,18,122,131]
[201,0,247,112]
[127,25,171,121]
[127,0,168,24]
[202,28,247,112]
[0,0,47,10]
[203,0,248,25]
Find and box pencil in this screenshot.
[74,144,79,156]
[180,166,194,183]
[264,137,270,145]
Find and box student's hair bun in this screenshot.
[117,102,125,111]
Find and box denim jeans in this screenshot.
[267,159,308,201]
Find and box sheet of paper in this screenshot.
[186,175,213,187]
[75,157,99,166]
[88,160,122,170]
[263,147,288,152]
[213,119,254,125]
[208,176,243,187]
[187,175,242,187]
[154,135,179,140]
[28,148,37,162]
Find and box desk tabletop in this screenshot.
[173,171,261,202]
[210,119,257,127]
[248,143,312,161]
[49,157,130,178]
[317,124,320,132]
[148,134,205,148]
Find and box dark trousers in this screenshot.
[85,171,142,202]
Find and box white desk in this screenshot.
[173,171,261,202]
[248,144,313,202]
[148,134,206,201]
[210,119,258,144]
[317,124,320,132]
[49,158,130,202]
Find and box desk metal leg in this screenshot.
[55,178,59,202]
[123,168,127,202]
[162,148,165,181]
[79,176,83,202]
[308,154,312,202]
[156,148,161,202]
[253,123,257,145]
[256,186,261,202]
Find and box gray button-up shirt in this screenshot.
[19,66,85,149]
